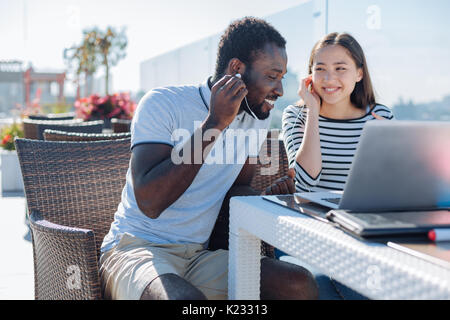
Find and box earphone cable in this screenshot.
[288,104,311,193]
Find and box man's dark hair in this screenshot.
[213,17,286,80]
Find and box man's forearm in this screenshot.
[135,118,225,218]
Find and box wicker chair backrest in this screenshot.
[15,138,130,257]
[44,129,131,142]
[111,118,131,133]
[36,120,104,140]
[23,118,83,140]
[250,129,290,192]
[28,112,75,121]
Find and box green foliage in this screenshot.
[0,122,24,151]
[64,26,128,95]
[41,102,73,114]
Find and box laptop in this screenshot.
[278,121,450,237]
[297,120,450,212]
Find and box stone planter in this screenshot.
[0,149,24,193]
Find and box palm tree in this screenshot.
[64,26,127,96]
[64,30,99,97]
[96,26,127,95]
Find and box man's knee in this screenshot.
[260,257,319,300]
[286,263,319,300]
[140,273,207,300]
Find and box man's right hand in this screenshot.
[208,75,248,130]
[262,168,296,195]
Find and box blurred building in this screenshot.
[91,73,113,97]
[140,0,450,126]
[140,2,315,93]
[0,61,24,117]
[0,60,65,117]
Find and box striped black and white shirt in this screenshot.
[281,104,394,193]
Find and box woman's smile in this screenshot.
[322,87,341,94]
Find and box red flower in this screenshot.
[74,93,137,121]
[2,134,11,145]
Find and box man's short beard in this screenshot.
[241,71,271,120]
[240,99,270,120]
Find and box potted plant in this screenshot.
[0,122,25,193]
[74,92,136,128]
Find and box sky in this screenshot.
[0,0,308,94]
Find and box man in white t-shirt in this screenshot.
[99,17,318,300]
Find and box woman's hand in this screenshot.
[371,112,386,120]
[261,168,296,195]
[298,76,321,114]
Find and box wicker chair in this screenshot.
[28,112,75,121]
[15,138,131,299]
[250,129,290,192]
[36,120,104,140]
[208,129,290,257]
[111,118,131,133]
[23,118,83,140]
[252,130,290,257]
[16,130,289,299]
[43,129,131,142]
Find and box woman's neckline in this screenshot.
[318,105,375,122]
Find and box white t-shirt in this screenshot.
[101,78,270,252]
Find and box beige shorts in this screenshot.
[99,233,228,300]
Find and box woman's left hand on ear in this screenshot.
[372,112,386,120]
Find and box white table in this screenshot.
[228,196,450,300]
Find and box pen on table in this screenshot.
[428,229,450,242]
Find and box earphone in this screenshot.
[234,73,259,120]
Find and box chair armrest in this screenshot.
[29,211,102,300]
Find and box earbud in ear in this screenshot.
[235,73,241,78]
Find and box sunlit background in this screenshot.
[1,0,449,128]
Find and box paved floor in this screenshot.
[0,191,34,300]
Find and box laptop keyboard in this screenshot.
[323,197,341,205]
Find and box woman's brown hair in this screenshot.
[308,32,376,110]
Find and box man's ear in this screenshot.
[226,58,246,76]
